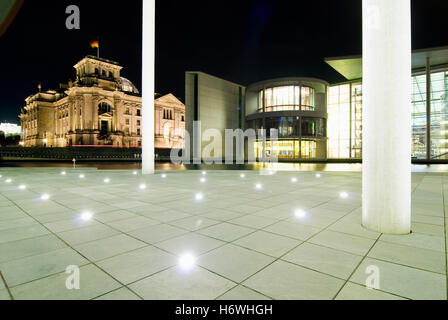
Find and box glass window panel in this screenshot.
[430,71,448,159]
[263,85,315,112]
[327,84,351,159]
[412,75,427,159]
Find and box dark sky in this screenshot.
[1,0,448,124]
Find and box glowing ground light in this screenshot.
[291,177,298,183]
[133,171,138,175]
[202,171,207,175]
[178,253,196,272]
[80,212,93,221]
[139,184,147,190]
[61,171,66,175]
[340,192,349,199]
[256,183,263,190]
[104,178,110,183]
[41,194,50,200]
[161,174,167,178]
[195,219,203,228]
[79,174,85,179]
[18,185,26,190]
[200,178,206,183]
[316,174,321,178]
[295,209,307,219]
[240,174,245,178]
[5,179,12,183]
[195,193,203,201]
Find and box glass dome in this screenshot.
[120,77,140,94]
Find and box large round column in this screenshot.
[142,0,155,174]
[362,0,412,234]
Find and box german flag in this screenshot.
[90,40,99,49]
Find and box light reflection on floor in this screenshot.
[1,161,448,172]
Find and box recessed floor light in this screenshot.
[316,174,321,178]
[291,177,297,183]
[200,178,206,183]
[340,192,349,199]
[18,185,26,190]
[240,174,245,178]
[178,253,196,272]
[5,179,12,183]
[161,174,167,178]
[133,171,138,175]
[61,171,66,175]
[41,194,50,200]
[104,178,110,183]
[139,184,147,190]
[80,212,93,221]
[295,209,307,219]
[79,174,85,179]
[195,193,203,201]
[256,183,263,190]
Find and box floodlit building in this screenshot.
[185,72,245,160]
[19,56,185,149]
[186,46,448,162]
[325,46,448,161]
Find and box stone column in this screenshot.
[92,96,99,130]
[362,0,412,234]
[142,0,155,174]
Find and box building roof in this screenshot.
[120,77,140,94]
[325,46,448,81]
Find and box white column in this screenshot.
[362,0,412,234]
[142,0,155,174]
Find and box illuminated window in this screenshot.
[125,119,130,125]
[327,84,351,159]
[163,123,171,139]
[430,71,448,160]
[254,139,318,159]
[301,87,315,110]
[351,83,363,158]
[412,75,427,159]
[261,86,315,112]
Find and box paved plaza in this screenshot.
[0,167,446,300]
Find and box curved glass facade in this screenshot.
[259,85,315,112]
[246,79,327,160]
[247,117,326,139]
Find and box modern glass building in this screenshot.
[245,78,328,160]
[242,46,448,162]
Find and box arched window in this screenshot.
[98,102,111,114]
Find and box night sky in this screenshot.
[1,0,448,124]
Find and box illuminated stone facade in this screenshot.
[19,56,185,148]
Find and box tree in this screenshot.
[0,131,6,147]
